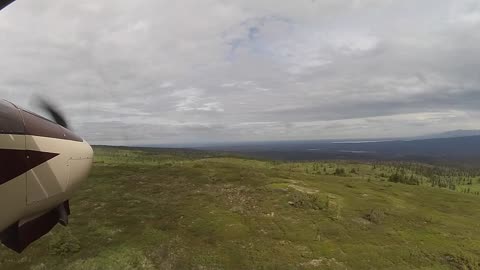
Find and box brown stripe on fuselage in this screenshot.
[0,100,25,135]
[1,100,83,142]
[0,149,59,185]
[21,110,83,142]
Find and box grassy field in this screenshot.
[1,146,480,269]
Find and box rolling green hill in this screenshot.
[1,147,480,269]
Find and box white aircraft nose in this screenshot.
[67,140,93,192]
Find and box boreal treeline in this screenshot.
[373,161,480,194]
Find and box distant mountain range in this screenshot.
[414,129,480,140]
[196,131,480,165]
[137,129,480,165]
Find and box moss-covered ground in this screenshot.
[1,147,479,269]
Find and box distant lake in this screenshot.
[331,140,394,144]
[339,150,373,154]
[306,149,372,154]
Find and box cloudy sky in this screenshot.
[1,0,480,145]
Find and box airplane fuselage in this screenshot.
[0,100,93,252]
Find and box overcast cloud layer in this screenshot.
[1,0,480,145]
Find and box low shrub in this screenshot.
[364,209,385,224]
[290,192,325,211]
[333,168,346,176]
[48,229,81,256]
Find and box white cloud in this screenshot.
[170,88,204,112]
[221,82,238,87]
[126,20,150,33]
[351,0,394,9]
[170,88,224,112]
[449,0,480,25]
[255,87,271,92]
[328,33,380,55]
[160,81,174,88]
[197,102,224,112]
